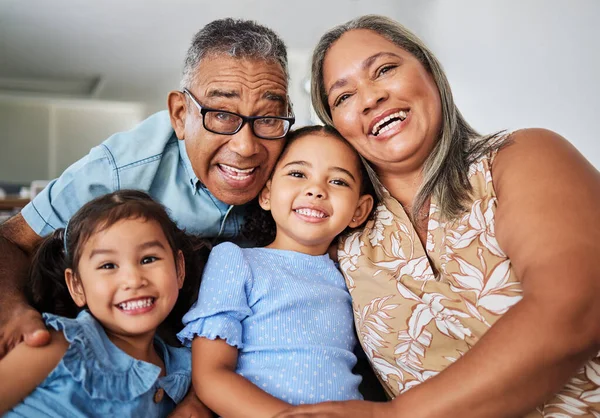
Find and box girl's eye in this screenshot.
[141,256,158,265]
[377,64,397,77]
[99,263,116,270]
[331,179,350,187]
[288,171,305,179]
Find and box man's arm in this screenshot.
[0,214,49,358]
[192,337,290,418]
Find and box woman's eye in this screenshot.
[141,256,158,265]
[377,64,397,77]
[99,263,116,270]
[334,93,352,107]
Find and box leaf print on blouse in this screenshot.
[339,231,364,292]
[447,198,505,258]
[449,255,522,315]
[354,296,399,359]
[396,282,473,341]
[367,203,394,247]
[373,230,435,285]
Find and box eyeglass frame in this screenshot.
[182,88,295,140]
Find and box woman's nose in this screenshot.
[361,84,388,114]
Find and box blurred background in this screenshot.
[0,0,599,217]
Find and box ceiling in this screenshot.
[0,0,430,112]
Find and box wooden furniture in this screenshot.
[0,197,29,210]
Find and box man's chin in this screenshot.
[207,181,262,206]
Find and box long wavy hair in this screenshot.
[241,125,377,247]
[27,190,210,345]
[311,15,506,222]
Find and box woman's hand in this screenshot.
[272,400,392,418]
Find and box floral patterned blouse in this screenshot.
[339,153,600,417]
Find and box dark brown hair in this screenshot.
[241,125,377,247]
[27,190,209,344]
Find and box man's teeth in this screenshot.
[295,208,327,218]
[118,298,154,311]
[372,110,408,136]
[220,164,255,179]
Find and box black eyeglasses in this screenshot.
[182,88,295,140]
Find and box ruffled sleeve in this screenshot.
[177,242,253,349]
[44,311,160,401]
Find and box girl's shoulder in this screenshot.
[42,311,164,402]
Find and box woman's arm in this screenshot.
[273,128,600,418]
[0,330,69,414]
[192,336,291,418]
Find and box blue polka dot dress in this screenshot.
[178,242,362,404]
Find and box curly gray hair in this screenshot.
[180,18,288,89]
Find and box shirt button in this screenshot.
[153,387,165,403]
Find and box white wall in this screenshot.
[0,95,144,183]
[423,0,600,168]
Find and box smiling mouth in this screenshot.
[116,297,155,312]
[371,110,409,136]
[218,164,257,180]
[294,208,329,219]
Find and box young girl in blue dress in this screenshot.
[0,190,208,417]
[177,126,376,418]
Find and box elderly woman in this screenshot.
[276,15,600,418]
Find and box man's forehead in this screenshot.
[195,54,288,97]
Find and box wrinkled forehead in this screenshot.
[193,54,289,104]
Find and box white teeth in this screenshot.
[295,208,327,218]
[371,110,408,136]
[220,164,255,178]
[118,298,154,311]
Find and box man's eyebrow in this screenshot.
[263,91,286,104]
[328,52,403,97]
[206,89,239,99]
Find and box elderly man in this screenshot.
[0,18,293,359]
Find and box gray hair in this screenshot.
[181,18,289,89]
[311,15,505,222]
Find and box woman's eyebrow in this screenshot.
[328,52,403,97]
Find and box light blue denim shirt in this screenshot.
[21,111,245,239]
[5,311,191,417]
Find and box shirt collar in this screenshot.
[177,136,202,193]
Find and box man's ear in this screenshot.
[168,90,187,140]
[258,180,272,211]
[65,269,86,307]
[348,194,374,228]
[175,250,185,289]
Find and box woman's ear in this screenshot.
[258,180,272,211]
[65,269,86,307]
[168,90,187,140]
[176,250,185,289]
[348,194,374,228]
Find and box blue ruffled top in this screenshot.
[178,242,362,405]
[5,310,191,417]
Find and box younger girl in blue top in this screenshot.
[0,190,208,417]
[178,126,376,417]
